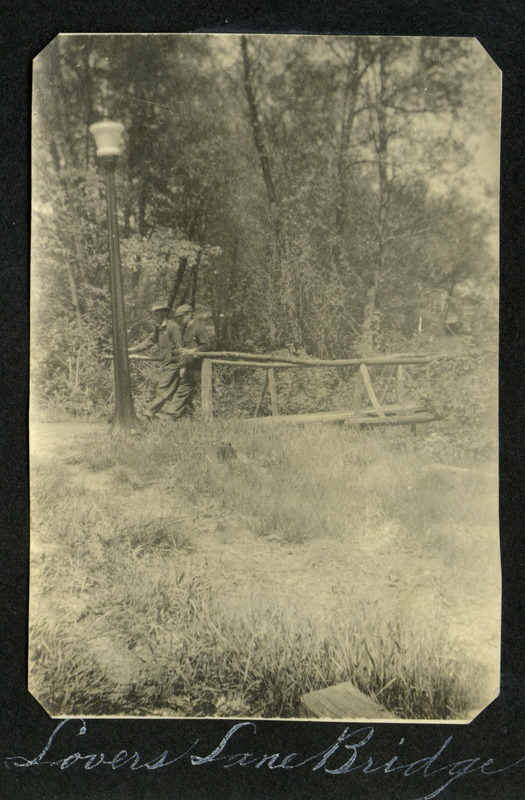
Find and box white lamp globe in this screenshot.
[89,121,125,157]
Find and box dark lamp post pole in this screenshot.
[89,121,141,436]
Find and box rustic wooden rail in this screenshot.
[120,351,439,427]
[197,352,437,426]
[199,351,433,367]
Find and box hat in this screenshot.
[151,300,169,312]
[174,303,193,316]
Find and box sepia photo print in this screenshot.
[30,33,500,722]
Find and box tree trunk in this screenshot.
[182,255,201,308]
[189,261,199,308]
[360,46,390,355]
[65,260,84,337]
[334,46,361,240]
[360,280,378,356]
[332,42,372,279]
[241,36,284,266]
[48,137,86,336]
[167,256,189,311]
[138,180,147,238]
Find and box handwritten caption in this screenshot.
[5,718,525,800]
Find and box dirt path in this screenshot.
[31,421,108,459]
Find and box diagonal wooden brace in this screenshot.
[359,363,386,419]
[254,370,270,417]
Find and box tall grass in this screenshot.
[29,422,497,719]
[80,419,496,547]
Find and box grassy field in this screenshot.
[29,417,500,720]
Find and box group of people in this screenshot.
[129,301,210,421]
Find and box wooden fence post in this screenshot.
[254,370,270,417]
[359,364,386,419]
[353,369,363,415]
[268,367,279,416]
[397,364,405,403]
[201,358,213,420]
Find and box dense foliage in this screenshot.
[32,34,499,439]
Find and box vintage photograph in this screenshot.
[30,33,500,721]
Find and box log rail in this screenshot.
[122,350,440,427]
[199,351,433,367]
[197,352,438,427]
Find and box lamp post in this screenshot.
[89,120,141,435]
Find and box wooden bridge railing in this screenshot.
[194,351,438,427]
[116,350,439,426]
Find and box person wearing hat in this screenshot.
[128,300,182,419]
[161,304,211,418]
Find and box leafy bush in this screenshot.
[427,341,498,459]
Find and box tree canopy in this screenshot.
[32,33,500,413]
